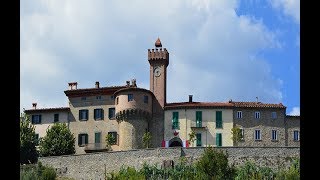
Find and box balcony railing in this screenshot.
[84,143,109,153]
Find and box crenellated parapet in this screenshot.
[148,48,169,67]
[115,108,151,121]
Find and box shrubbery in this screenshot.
[107,147,300,180]
[20,162,56,180]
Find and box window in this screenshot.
[94,108,104,120]
[255,112,260,119]
[81,97,86,101]
[216,111,222,128]
[271,112,277,119]
[54,113,59,122]
[95,132,101,144]
[79,109,88,121]
[96,96,102,100]
[78,133,88,146]
[196,111,202,127]
[116,97,119,105]
[109,108,115,119]
[240,128,244,140]
[128,94,133,101]
[108,132,117,145]
[35,134,39,145]
[31,115,42,124]
[271,130,277,141]
[237,111,242,119]
[144,96,148,104]
[196,133,202,147]
[293,130,300,141]
[216,133,222,147]
[255,130,261,140]
[111,95,115,100]
[172,112,179,129]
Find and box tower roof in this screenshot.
[155,38,162,47]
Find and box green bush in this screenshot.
[195,147,236,180]
[275,158,300,180]
[20,162,57,180]
[41,166,57,180]
[20,168,38,180]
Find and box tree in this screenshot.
[105,133,116,150]
[20,113,38,164]
[231,126,243,146]
[188,130,196,147]
[195,147,235,179]
[39,123,75,157]
[142,132,152,148]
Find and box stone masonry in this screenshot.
[39,147,299,180]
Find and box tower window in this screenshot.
[255,112,260,119]
[144,96,148,104]
[128,94,133,101]
[237,111,242,119]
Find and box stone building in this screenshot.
[24,38,300,154]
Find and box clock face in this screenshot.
[154,67,161,77]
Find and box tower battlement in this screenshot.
[148,48,169,60]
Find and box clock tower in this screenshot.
[148,38,169,147]
[148,38,169,108]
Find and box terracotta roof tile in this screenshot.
[231,101,286,108]
[24,107,70,113]
[165,102,233,110]
[64,85,126,97]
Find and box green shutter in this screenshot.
[216,111,222,128]
[79,111,81,120]
[196,133,202,146]
[95,132,101,143]
[85,134,88,144]
[86,110,88,120]
[172,112,179,129]
[196,111,202,127]
[216,133,222,147]
[78,134,81,146]
[101,109,104,120]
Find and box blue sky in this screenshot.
[20,0,300,115]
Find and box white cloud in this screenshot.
[20,0,283,112]
[288,107,300,116]
[270,0,300,24]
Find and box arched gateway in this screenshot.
[169,137,183,147]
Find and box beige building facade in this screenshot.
[24,104,70,141]
[24,38,300,155]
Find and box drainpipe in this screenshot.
[206,126,208,147]
[185,108,187,146]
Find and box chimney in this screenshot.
[32,103,37,109]
[68,82,78,90]
[95,81,100,88]
[126,80,130,87]
[189,95,193,102]
[131,79,136,87]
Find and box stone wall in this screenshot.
[39,147,299,180]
